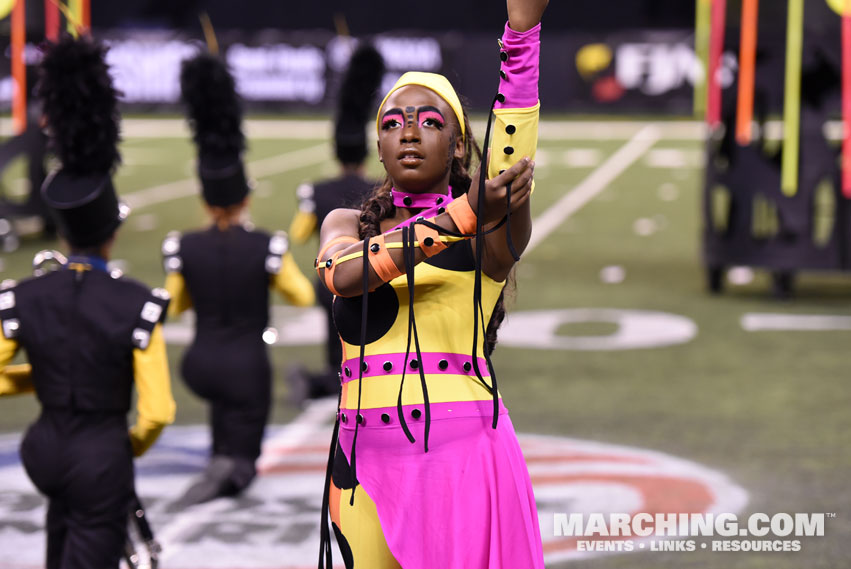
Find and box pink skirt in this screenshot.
[338,400,545,569]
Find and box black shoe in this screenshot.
[173,456,236,507]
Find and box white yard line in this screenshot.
[122,143,330,210]
[741,313,851,332]
[156,397,337,562]
[525,125,661,254]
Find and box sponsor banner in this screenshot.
[0,404,749,567]
[0,28,791,114]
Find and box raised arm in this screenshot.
[472,0,547,281]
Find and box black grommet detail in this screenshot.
[344,366,352,377]
[361,361,369,372]
[437,207,446,214]
[370,243,380,253]
[505,124,516,135]
[463,361,472,372]
[424,237,434,247]
[499,69,507,79]
[313,259,319,268]
[436,197,444,204]
[499,169,506,175]
[410,359,419,369]
[356,413,365,424]
[499,51,508,62]
[341,413,348,423]
[416,216,425,221]
[381,413,391,423]
[504,146,515,155]
[403,196,413,206]
[383,361,393,372]
[438,359,449,370]
[325,259,333,268]
[496,93,505,103]
[411,409,422,419]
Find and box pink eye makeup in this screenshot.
[381,109,405,129]
[417,106,445,128]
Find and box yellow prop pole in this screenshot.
[781,0,804,196]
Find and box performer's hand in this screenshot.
[507,0,548,32]
[467,155,534,226]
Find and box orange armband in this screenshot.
[446,195,477,235]
[367,234,403,282]
[316,236,358,296]
[414,223,448,257]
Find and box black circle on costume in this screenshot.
[344,366,351,377]
[496,93,505,103]
[383,361,393,372]
[361,361,369,372]
[326,259,333,268]
[341,413,348,423]
[424,237,434,247]
[463,361,472,372]
[403,196,413,206]
[356,414,364,424]
[410,359,419,369]
[500,69,507,79]
[438,359,449,370]
[436,197,443,204]
[437,207,445,214]
[500,51,508,62]
[333,282,399,345]
[381,413,391,423]
[370,243,380,253]
[505,124,516,134]
[504,146,515,155]
[411,409,422,419]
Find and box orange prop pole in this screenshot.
[81,0,90,32]
[736,0,758,145]
[707,0,727,127]
[45,0,60,41]
[12,0,26,134]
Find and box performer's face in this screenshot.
[377,85,464,193]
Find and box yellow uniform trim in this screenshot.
[289,210,317,244]
[489,102,540,193]
[0,330,32,396]
[164,272,193,316]
[273,252,315,307]
[341,373,500,410]
[130,324,176,457]
[333,483,402,569]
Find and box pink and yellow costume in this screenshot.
[324,23,544,569]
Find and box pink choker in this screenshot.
[391,187,452,209]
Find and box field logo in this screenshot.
[0,414,746,567]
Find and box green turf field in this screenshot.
[0,117,847,568]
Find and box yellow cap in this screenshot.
[376,72,465,139]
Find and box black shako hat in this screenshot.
[180,52,249,207]
[42,171,128,248]
[334,43,385,165]
[37,35,125,248]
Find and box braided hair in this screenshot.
[358,106,511,353]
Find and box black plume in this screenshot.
[37,35,121,175]
[180,52,245,157]
[335,43,385,164]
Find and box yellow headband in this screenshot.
[376,72,465,139]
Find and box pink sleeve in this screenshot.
[495,21,541,109]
